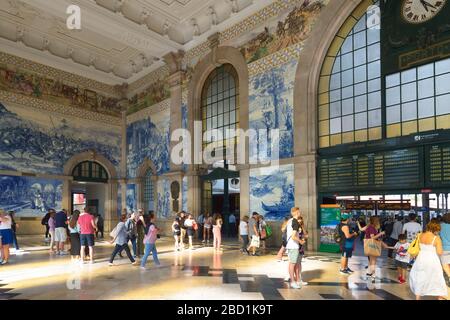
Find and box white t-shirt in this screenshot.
[0,216,12,230]
[184,218,194,228]
[239,221,248,235]
[394,242,410,263]
[285,218,300,250]
[402,222,422,242]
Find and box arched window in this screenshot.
[318,1,381,148]
[144,168,154,211]
[201,64,239,163]
[318,0,450,148]
[72,161,108,183]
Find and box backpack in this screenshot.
[126,219,135,238]
[333,223,344,244]
[41,213,50,226]
[265,225,273,238]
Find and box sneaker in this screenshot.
[108,263,114,267]
[140,266,146,270]
[284,276,290,282]
[345,267,354,273]
[340,269,350,275]
[132,261,137,266]
[89,260,95,264]
[290,282,301,289]
[1,261,8,265]
[300,281,308,286]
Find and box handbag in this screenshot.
[364,238,382,257]
[407,233,421,257]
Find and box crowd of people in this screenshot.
[337,212,450,300]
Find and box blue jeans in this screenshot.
[141,243,160,267]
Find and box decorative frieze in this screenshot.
[0,90,121,125]
[126,98,171,125]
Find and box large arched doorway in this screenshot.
[63,151,119,233]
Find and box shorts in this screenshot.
[287,249,303,264]
[54,227,67,242]
[395,260,409,269]
[173,231,181,237]
[187,228,194,237]
[80,234,95,247]
[0,229,13,245]
[250,235,260,248]
[341,247,353,258]
[440,251,450,265]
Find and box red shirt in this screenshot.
[365,225,379,239]
[78,213,95,235]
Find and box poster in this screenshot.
[319,204,341,253]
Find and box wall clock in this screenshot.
[401,0,447,24]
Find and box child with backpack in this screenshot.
[141,212,161,269]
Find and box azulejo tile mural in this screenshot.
[0,175,62,217]
[0,102,121,175]
[157,178,171,219]
[239,0,327,64]
[126,184,137,213]
[0,64,121,116]
[249,59,296,161]
[249,164,294,221]
[126,107,171,178]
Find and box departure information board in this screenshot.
[318,148,421,192]
[427,143,450,186]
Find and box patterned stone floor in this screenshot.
[0,236,448,300]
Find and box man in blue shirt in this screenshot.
[54,210,68,255]
[339,213,359,275]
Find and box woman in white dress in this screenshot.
[409,219,448,300]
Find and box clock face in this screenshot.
[402,0,447,24]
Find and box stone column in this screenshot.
[105,180,119,233]
[62,178,72,211]
[239,167,250,219]
[136,177,144,210]
[294,155,318,251]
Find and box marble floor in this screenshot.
[0,236,449,300]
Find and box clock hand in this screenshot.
[421,0,437,11]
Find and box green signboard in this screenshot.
[319,205,341,253]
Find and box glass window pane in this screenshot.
[435,58,450,75]
[354,15,366,32]
[387,105,401,124]
[342,115,354,132]
[436,93,450,115]
[418,78,434,99]
[418,98,435,118]
[436,73,450,95]
[342,98,353,115]
[230,98,236,110]
[386,73,400,88]
[418,63,434,79]
[341,37,353,54]
[230,111,236,123]
[330,118,342,134]
[402,82,417,102]
[367,43,380,62]
[330,89,341,102]
[368,61,380,79]
[367,29,380,44]
[217,100,224,114]
[342,86,353,99]
[354,65,367,83]
[354,31,366,49]
[354,48,366,66]
[342,69,354,87]
[386,86,401,106]
[354,95,367,112]
[332,56,341,73]
[368,91,381,110]
[402,101,417,121]
[368,109,381,127]
[368,78,381,92]
[224,112,229,125]
[355,112,368,130]
[330,73,341,90]
[401,69,416,83]
[330,101,341,118]
[341,53,353,70]
[354,82,367,96]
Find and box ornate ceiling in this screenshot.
[0,0,273,85]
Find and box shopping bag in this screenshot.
[364,238,382,257]
[408,233,421,257]
[109,225,118,238]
